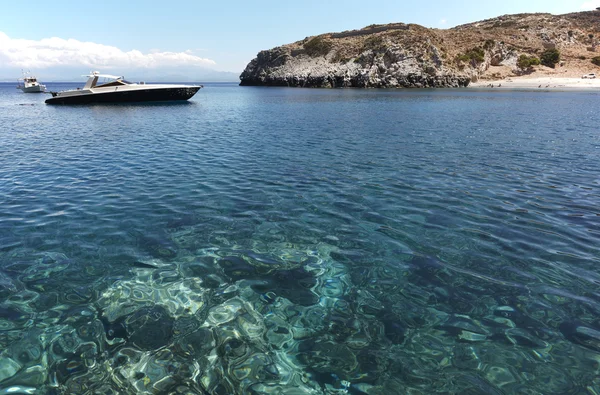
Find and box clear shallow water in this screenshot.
[0,82,600,394]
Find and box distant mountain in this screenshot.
[125,69,240,83]
[240,10,600,88]
[0,67,239,83]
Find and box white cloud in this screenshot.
[0,32,216,70]
[581,0,600,9]
[440,19,447,25]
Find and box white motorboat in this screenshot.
[45,72,202,104]
[17,71,46,93]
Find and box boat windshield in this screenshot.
[93,78,134,88]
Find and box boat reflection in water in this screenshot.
[45,71,202,104]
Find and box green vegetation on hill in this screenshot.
[483,39,495,50]
[456,47,485,64]
[363,35,385,51]
[540,49,560,68]
[304,36,332,57]
[517,54,541,70]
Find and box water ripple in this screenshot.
[0,84,599,393]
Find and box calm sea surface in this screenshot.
[0,82,599,394]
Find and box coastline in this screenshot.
[469,77,600,90]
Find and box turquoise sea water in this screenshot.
[0,82,600,394]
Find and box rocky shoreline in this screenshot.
[239,45,472,89]
[239,48,471,88]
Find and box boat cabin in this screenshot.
[83,72,133,89]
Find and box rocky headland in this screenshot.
[239,11,600,88]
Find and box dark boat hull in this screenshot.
[45,86,201,105]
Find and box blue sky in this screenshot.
[0,0,596,80]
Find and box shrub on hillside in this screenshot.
[483,39,495,50]
[467,47,485,63]
[363,36,385,51]
[540,49,560,68]
[304,36,332,57]
[331,51,351,63]
[456,47,485,65]
[517,54,541,70]
[592,56,600,66]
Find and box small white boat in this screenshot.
[46,71,202,104]
[17,71,46,93]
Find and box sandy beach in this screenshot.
[469,76,600,90]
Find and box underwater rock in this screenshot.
[18,253,71,285]
[219,256,263,280]
[39,252,72,267]
[132,260,167,269]
[135,232,178,259]
[0,386,38,395]
[101,316,128,342]
[378,313,406,344]
[101,304,176,350]
[261,267,318,306]
[54,355,87,385]
[122,349,185,394]
[436,314,490,340]
[489,328,548,349]
[0,243,365,393]
[408,255,451,286]
[0,364,47,389]
[200,275,223,289]
[125,305,174,350]
[219,256,319,306]
[0,356,21,382]
[559,321,600,352]
[61,285,95,304]
[355,349,386,383]
[457,374,506,395]
[31,292,58,311]
[174,327,215,359]
[452,345,481,370]
[325,314,359,343]
[172,316,202,338]
[0,305,28,322]
[493,305,542,329]
[166,214,197,229]
[179,257,221,286]
[0,271,19,299]
[217,337,249,362]
[297,340,358,379]
[7,329,44,367]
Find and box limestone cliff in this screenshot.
[239,11,600,88]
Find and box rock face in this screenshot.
[239,24,470,88]
[240,46,470,88]
[240,11,600,88]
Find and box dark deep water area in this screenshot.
[1,82,600,394]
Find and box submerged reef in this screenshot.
[0,221,599,394]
